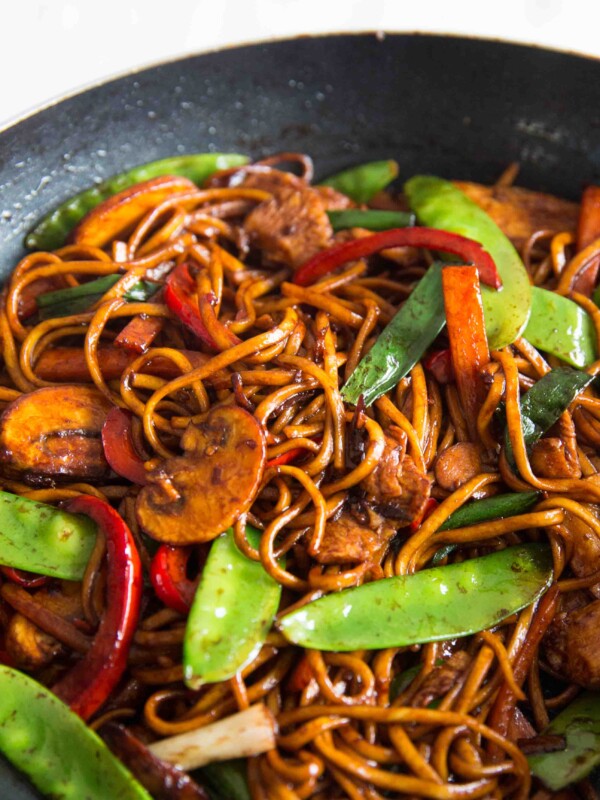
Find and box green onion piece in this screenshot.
[327,209,414,232]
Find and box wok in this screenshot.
[0,31,599,798]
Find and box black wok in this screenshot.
[0,31,599,798]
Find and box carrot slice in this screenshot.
[72,175,195,248]
[442,265,491,440]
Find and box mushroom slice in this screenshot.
[0,385,113,483]
[72,175,196,248]
[136,405,266,544]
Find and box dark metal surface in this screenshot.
[0,31,599,797]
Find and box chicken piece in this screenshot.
[361,428,431,524]
[314,185,354,210]
[453,181,578,250]
[243,173,333,268]
[408,651,471,708]
[136,405,266,544]
[0,385,113,484]
[315,506,397,565]
[72,175,196,248]
[543,594,600,688]
[563,507,600,597]
[4,582,84,671]
[529,436,582,479]
[434,442,483,493]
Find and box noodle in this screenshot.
[1,152,599,799]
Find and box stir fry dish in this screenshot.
[1,150,600,799]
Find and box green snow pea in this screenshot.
[37,274,160,319]
[320,160,399,204]
[342,261,445,406]
[25,152,248,252]
[504,366,594,468]
[279,543,553,651]
[183,526,282,689]
[199,760,251,800]
[0,666,150,799]
[0,490,97,580]
[528,692,600,790]
[327,208,414,232]
[404,175,531,350]
[523,286,597,368]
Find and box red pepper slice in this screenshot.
[164,262,219,349]
[293,227,501,289]
[409,497,439,533]
[165,262,240,351]
[423,349,455,384]
[52,495,142,721]
[0,566,48,589]
[150,544,197,616]
[102,408,149,486]
[287,655,314,692]
[266,447,309,468]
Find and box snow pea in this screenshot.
[0,666,150,799]
[320,160,399,204]
[25,152,248,252]
[37,274,160,319]
[528,692,600,790]
[327,208,414,232]
[404,175,531,349]
[0,490,97,580]
[199,760,251,800]
[279,543,553,651]
[523,286,597,368]
[504,366,594,468]
[342,261,445,406]
[183,526,282,689]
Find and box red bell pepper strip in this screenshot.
[266,447,309,468]
[409,497,439,533]
[0,566,48,589]
[293,227,502,289]
[102,408,149,486]
[574,185,600,296]
[52,495,142,721]
[287,655,314,692]
[150,545,197,616]
[442,266,491,441]
[164,262,219,350]
[165,262,240,351]
[423,349,455,384]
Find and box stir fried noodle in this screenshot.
[1,152,600,799]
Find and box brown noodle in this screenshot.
[0,153,599,799]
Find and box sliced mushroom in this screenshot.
[0,385,113,483]
[72,175,196,248]
[136,405,266,544]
